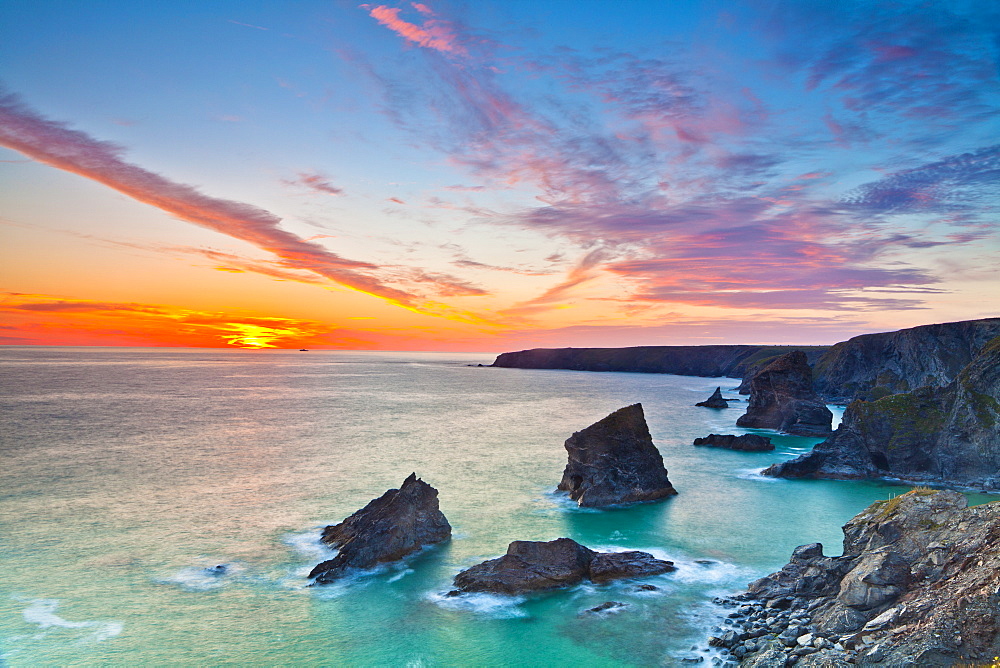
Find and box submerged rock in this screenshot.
[556,403,677,507]
[692,433,774,451]
[727,489,1000,666]
[309,473,451,583]
[764,336,1000,490]
[451,538,674,595]
[696,387,729,408]
[736,351,833,436]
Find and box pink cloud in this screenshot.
[0,91,418,306]
[288,171,344,196]
[365,4,466,56]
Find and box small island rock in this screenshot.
[692,433,774,451]
[695,387,729,408]
[557,403,677,507]
[309,473,451,583]
[452,538,674,595]
[736,351,833,436]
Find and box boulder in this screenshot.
[695,387,729,408]
[556,403,677,507]
[692,433,774,451]
[309,473,451,583]
[736,351,833,436]
[764,336,1000,490]
[451,538,674,595]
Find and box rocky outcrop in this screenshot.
[309,474,451,583]
[693,434,774,451]
[712,490,1000,666]
[450,538,675,595]
[491,345,829,380]
[811,317,1000,403]
[556,403,677,507]
[736,352,833,436]
[696,387,729,408]
[764,336,1000,490]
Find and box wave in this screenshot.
[18,598,123,644]
[156,560,245,591]
[425,590,529,619]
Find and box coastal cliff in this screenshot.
[811,317,1000,403]
[490,318,1000,403]
[736,352,833,436]
[716,490,1000,667]
[492,345,829,380]
[764,336,1000,490]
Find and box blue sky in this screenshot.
[1,0,998,349]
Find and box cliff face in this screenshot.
[764,336,1000,490]
[492,345,829,380]
[736,351,833,436]
[811,318,1000,403]
[728,490,1000,667]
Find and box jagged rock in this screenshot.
[451,538,674,595]
[556,403,677,507]
[811,317,1000,403]
[696,387,729,408]
[764,336,1000,490]
[308,473,451,583]
[693,433,774,451]
[736,352,833,436]
[734,490,1000,666]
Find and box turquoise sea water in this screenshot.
[2,347,994,666]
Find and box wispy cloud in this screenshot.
[0,90,489,310]
[286,171,345,196]
[355,2,998,316]
[363,3,467,56]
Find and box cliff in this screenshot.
[811,317,1000,403]
[490,318,1000,404]
[491,345,829,380]
[717,490,1000,667]
[763,336,1000,490]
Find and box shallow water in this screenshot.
[1,347,993,666]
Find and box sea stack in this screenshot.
[695,387,729,408]
[308,473,451,583]
[736,351,833,436]
[450,538,675,595]
[556,403,677,507]
[764,336,1000,489]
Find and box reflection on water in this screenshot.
[1,347,992,666]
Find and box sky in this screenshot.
[1,0,998,351]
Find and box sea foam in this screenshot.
[19,598,123,644]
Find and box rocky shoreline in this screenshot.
[704,489,1000,667]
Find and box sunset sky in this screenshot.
[1,1,998,350]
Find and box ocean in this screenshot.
[2,347,992,666]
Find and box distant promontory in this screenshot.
[491,318,1000,404]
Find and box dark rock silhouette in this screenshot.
[695,387,729,408]
[736,351,833,436]
[309,473,451,583]
[556,403,677,507]
[764,336,1000,490]
[723,490,1000,666]
[451,538,674,595]
[693,433,774,451]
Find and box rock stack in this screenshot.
[696,387,729,408]
[736,351,832,436]
[309,474,451,583]
[556,403,677,507]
